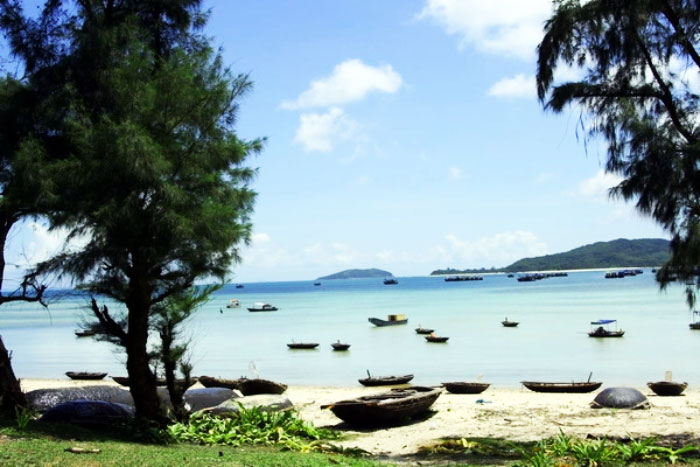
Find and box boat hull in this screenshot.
[368,317,407,327]
[65,372,107,380]
[415,328,434,334]
[521,381,602,393]
[425,336,449,343]
[442,382,490,394]
[588,330,624,337]
[501,321,519,327]
[322,386,442,426]
[199,376,287,395]
[358,374,413,386]
[332,343,351,351]
[647,381,687,396]
[287,343,319,349]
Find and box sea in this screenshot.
[0,270,697,387]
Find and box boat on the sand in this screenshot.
[358,372,413,386]
[521,381,602,393]
[65,371,107,380]
[321,386,442,427]
[198,376,288,395]
[442,382,490,394]
[647,381,687,396]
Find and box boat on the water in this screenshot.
[226,298,240,308]
[331,341,351,351]
[383,278,398,285]
[359,372,414,386]
[235,284,244,288]
[501,318,519,327]
[314,282,321,286]
[368,314,407,327]
[647,381,687,396]
[74,330,96,337]
[689,311,700,329]
[321,386,442,427]
[425,334,449,343]
[415,326,434,334]
[65,371,107,380]
[442,382,490,394]
[588,319,624,337]
[287,342,319,349]
[690,322,700,330]
[198,376,288,395]
[521,381,602,393]
[248,302,278,312]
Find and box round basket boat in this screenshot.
[442,382,490,394]
[647,381,687,396]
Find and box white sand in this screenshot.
[20,379,700,456]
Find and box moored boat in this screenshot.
[425,335,449,343]
[415,326,434,334]
[521,381,602,393]
[442,382,490,394]
[321,386,442,426]
[248,302,278,312]
[111,376,198,388]
[74,330,96,337]
[647,381,687,396]
[65,371,107,380]
[368,314,407,326]
[198,376,288,395]
[501,318,519,327]
[331,341,350,351]
[226,298,240,308]
[287,342,319,349]
[359,373,413,386]
[588,319,624,337]
[383,278,398,285]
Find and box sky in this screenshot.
[4,0,671,286]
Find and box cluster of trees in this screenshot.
[0,0,261,422]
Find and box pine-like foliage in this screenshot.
[537,0,700,304]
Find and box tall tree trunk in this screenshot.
[0,336,26,416]
[126,300,163,421]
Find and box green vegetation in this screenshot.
[317,268,393,280]
[431,238,669,274]
[536,1,700,306]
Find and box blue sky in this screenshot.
[5,0,669,286]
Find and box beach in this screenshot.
[20,378,700,456]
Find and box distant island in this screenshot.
[431,238,670,275]
[317,268,393,280]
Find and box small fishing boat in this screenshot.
[501,318,519,327]
[248,302,278,312]
[65,371,107,380]
[358,372,414,386]
[368,314,407,326]
[199,376,288,395]
[383,278,398,285]
[287,342,319,349]
[331,341,351,351]
[314,281,321,286]
[689,311,700,329]
[74,330,96,337]
[321,386,442,426]
[521,381,602,393]
[442,382,490,394]
[690,322,700,330]
[647,381,688,396]
[415,326,434,334]
[235,284,244,288]
[588,319,625,337]
[226,298,240,308]
[425,334,449,343]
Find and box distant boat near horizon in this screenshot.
[248,302,278,312]
[588,319,625,337]
[369,314,407,327]
[383,278,398,285]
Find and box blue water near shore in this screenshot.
[0,270,697,387]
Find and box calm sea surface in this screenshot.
[0,270,697,387]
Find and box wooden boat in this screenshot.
[331,341,351,351]
[359,373,414,386]
[383,278,398,285]
[74,330,96,337]
[647,381,688,396]
[501,318,519,327]
[690,322,700,330]
[287,342,319,349]
[321,386,442,427]
[442,382,490,394]
[235,284,244,288]
[368,314,407,327]
[415,327,434,334]
[248,302,278,312]
[425,335,449,343]
[65,371,107,380]
[198,376,288,395]
[314,282,321,286]
[521,381,602,393]
[588,319,624,337]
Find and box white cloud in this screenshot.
[281,59,403,110]
[418,0,552,60]
[294,107,357,152]
[488,73,536,98]
[7,221,90,269]
[535,171,556,185]
[448,166,462,180]
[439,231,548,266]
[302,243,358,265]
[578,169,623,198]
[251,232,271,244]
[354,175,371,185]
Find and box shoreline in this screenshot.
[20,378,700,456]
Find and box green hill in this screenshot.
[317,268,393,280]
[431,238,670,275]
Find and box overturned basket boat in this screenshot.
[199,376,287,395]
[321,386,442,427]
[442,381,490,394]
[647,381,687,396]
[359,373,414,386]
[65,371,107,381]
[521,381,602,393]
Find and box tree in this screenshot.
[1,1,261,420]
[0,78,48,416]
[537,0,700,304]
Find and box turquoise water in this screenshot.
[0,270,697,387]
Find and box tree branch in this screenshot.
[660,0,700,70]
